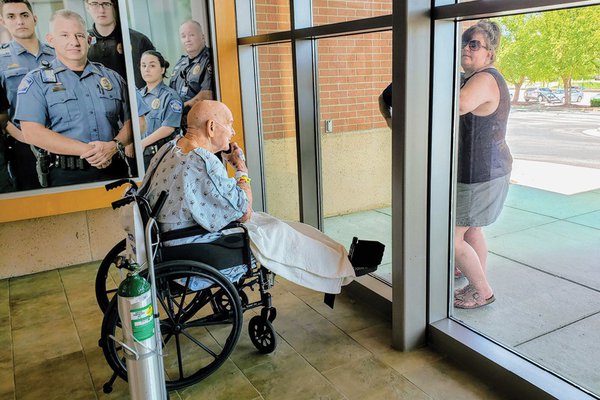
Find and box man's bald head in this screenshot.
[187,100,232,131]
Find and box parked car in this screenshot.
[524,87,559,102]
[554,88,583,103]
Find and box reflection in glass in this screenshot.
[452,9,600,395]
[317,32,392,283]
[256,43,300,221]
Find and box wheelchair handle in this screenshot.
[105,179,138,191]
[111,197,135,210]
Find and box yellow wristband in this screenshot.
[237,175,251,184]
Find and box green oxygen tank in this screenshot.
[117,265,164,399]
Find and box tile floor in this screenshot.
[0,262,511,400]
[325,184,600,396]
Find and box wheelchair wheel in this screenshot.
[248,315,277,354]
[100,260,243,390]
[95,239,126,313]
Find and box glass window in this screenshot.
[451,8,600,395]
[257,43,300,221]
[254,0,291,34]
[312,0,392,26]
[317,32,392,283]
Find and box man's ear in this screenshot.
[33,15,38,25]
[46,33,53,47]
[207,120,215,137]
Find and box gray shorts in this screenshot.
[456,174,510,227]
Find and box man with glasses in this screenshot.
[85,0,154,88]
[14,9,132,188]
[0,0,54,191]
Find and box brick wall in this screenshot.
[255,1,392,140]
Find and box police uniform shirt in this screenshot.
[0,40,55,120]
[138,82,183,138]
[136,90,150,117]
[169,46,213,103]
[88,25,155,89]
[14,59,130,144]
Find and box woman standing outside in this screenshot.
[454,20,513,309]
[131,50,184,168]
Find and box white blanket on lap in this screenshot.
[245,212,355,294]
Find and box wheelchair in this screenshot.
[97,179,278,393]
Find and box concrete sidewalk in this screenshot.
[324,161,600,396]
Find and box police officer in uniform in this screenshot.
[169,20,214,126]
[0,84,10,192]
[14,9,132,188]
[85,0,154,88]
[0,0,55,191]
[136,50,182,168]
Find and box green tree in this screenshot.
[540,7,600,104]
[495,6,600,105]
[495,14,547,103]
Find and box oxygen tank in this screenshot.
[117,269,165,399]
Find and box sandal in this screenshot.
[454,287,495,309]
[454,283,473,297]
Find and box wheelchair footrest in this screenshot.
[348,236,385,277]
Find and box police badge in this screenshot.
[151,98,160,109]
[116,43,123,54]
[100,77,113,91]
[192,64,201,75]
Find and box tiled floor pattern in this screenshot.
[324,185,600,395]
[0,262,511,400]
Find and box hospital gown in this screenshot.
[140,141,356,293]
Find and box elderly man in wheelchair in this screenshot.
[97,100,384,393]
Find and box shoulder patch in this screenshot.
[169,99,183,113]
[17,75,34,94]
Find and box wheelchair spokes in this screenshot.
[100,261,243,391]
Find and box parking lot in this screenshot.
[512,89,599,106]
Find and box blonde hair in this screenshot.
[463,19,501,62]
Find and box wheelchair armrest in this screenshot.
[160,224,210,242]
[160,221,247,242]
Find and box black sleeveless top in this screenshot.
[458,68,512,184]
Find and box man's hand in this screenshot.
[81,140,117,168]
[223,142,247,172]
[124,143,135,158]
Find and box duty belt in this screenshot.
[55,155,89,170]
[143,145,160,157]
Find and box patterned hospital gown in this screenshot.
[141,140,248,235]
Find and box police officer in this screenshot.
[0,0,55,191]
[85,0,154,89]
[169,20,214,125]
[136,50,182,168]
[0,84,10,191]
[14,9,132,188]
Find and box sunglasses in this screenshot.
[462,39,488,51]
